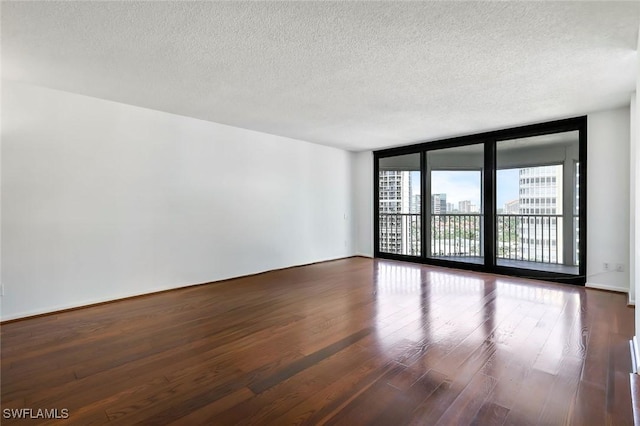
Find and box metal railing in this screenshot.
[496,214,561,264]
[573,214,580,265]
[379,213,574,266]
[431,214,482,257]
[379,213,421,256]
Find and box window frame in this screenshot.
[373,116,587,285]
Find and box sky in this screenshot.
[431,170,482,207]
[496,169,520,207]
[409,169,520,209]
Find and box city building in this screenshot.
[378,171,419,255]
[432,193,447,214]
[411,194,422,214]
[378,171,408,253]
[504,199,520,214]
[518,165,564,263]
[458,200,479,213]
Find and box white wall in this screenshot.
[633,22,640,336]
[586,107,630,293]
[352,151,373,256]
[352,107,632,293]
[631,93,637,306]
[2,81,632,322]
[1,81,354,321]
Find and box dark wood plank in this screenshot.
[607,333,634,425]
[570,379,606,426]
[630,373,640,426]
[264,357,395,425]
[537,355,583,425]
[0,257,634,425]
[248,328,371,394]
[407,339,500,425]
[322,363,407,425]
[434,372,497,425]
[503,369,556,426]
[471,401,510,425]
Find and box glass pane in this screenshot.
[496,131,579,275]
[427,144,484,264]
[378,153,421,256]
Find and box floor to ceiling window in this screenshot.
[378,153,422,257]
[495,131,580,275]
[427,143,485,265]
[374,117,586,285]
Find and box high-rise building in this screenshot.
[410,194,421,214]
[504,199,519,214]
[431,193,447,214]
[379,171,419,255]
[518,165,563,263]
[458,200,479,213]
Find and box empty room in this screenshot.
[2,1,640,425]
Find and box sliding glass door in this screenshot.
[495,131,580,276]
[373,117,586,285]
[427,144,484,265]
[377,153,422,257]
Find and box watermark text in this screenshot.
[3,408,69,420]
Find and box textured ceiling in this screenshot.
[2,2,639,151]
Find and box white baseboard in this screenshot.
[586,282,629,293]
[631,337,639,373]
[354,253,374,258]
[0,285,188,322]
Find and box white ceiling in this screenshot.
[2,2,639,152]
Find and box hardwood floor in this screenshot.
[1,257,634,425]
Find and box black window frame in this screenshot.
[373,116,587,285]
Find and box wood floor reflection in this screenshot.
[1,257,634,425]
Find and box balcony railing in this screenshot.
[496,214,562,264]
[431,214,482,257]
[379,213,421,256]
[379,213,577,267]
